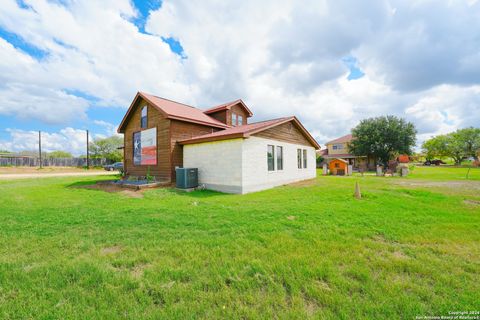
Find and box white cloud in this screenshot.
[0,0,479,151]
[0,128,88,155]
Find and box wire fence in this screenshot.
[0,156,111,167]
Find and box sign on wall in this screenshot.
[133,127,157,165]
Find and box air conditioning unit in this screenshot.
[175,167,198,189]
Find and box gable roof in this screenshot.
[330,158,349,164]
[118,92,230,133]
[203,99,253,117]
[179,116,320,149]
[325,134,352,145]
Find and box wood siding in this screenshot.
[169,120,220,179]
[227,104,249,126]
[207,110,227,125]
[253,121,313,147]
[123,97,171,182]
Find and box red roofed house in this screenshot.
[320,134,376,171]
[118,92,320,193]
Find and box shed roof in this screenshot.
[330,158,349,164]
[118,92,230,133]
[179,116,320,149]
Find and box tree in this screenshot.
[454,127,480,160]
[348,115,417,166]
[47,151,73,158]
[422,127,480,165]
[422,135,449,160]
[89,135,123,162]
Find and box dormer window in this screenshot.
[231,113,244,126]
[141,106,147,128]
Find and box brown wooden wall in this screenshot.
[123,97,171,182]
[170,120,220,179]
[253,121,313,147]
[207,110,227,124]
[227,104,249,126]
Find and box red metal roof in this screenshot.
[180,116,320,149]
[325,134,352,145]
[203,99,253,117]
[118,92,230,133]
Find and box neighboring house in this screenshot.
[320,134,376,171]
[118,92,320,194]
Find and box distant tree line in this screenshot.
[422,128,480,165]
[0,135,124,163]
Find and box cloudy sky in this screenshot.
[0,0,479,155]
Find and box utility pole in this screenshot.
[38,130,42,169]
[86,130,89,169]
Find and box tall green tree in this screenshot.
[348,115,417,166]
[89,136,123,162]
[454,127,480,160]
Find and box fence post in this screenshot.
[38,130,42,169]
[86,130,89,169]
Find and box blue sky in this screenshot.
[0,0,478,154]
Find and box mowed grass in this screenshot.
[0,167,479,319]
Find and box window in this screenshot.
[332,143,343,150]
[267,145,275,171]
[276,146,283,170]
[303,149,307,168]
[238,115,243,126]
[297,149,302,169]
[141,106,147,128]
[231,113,237,126]
[335,162,340,168]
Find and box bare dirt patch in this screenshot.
[101,246,122,255]
[131,263,151,278]
[395,180,480,190]
[464,199,480,206]
[78,182,144,198]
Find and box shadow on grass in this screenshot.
[163,188,228,198]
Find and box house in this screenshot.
[320,134,376,171]
[117,92,320,194]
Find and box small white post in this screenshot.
[322,163,328,175]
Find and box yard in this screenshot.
[0,166,479,319]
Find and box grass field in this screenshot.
[0,167,479,319]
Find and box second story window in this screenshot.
[238,115,243,126]
[332,143,344,150]
[141,106,147,128]
[231,113,237,126]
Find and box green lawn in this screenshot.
[0,167,479,319]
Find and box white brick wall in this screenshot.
[183,139,243,193]
[183,136,317,194]
[241,136,317,193]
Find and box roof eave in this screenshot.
[179,132,246,145]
